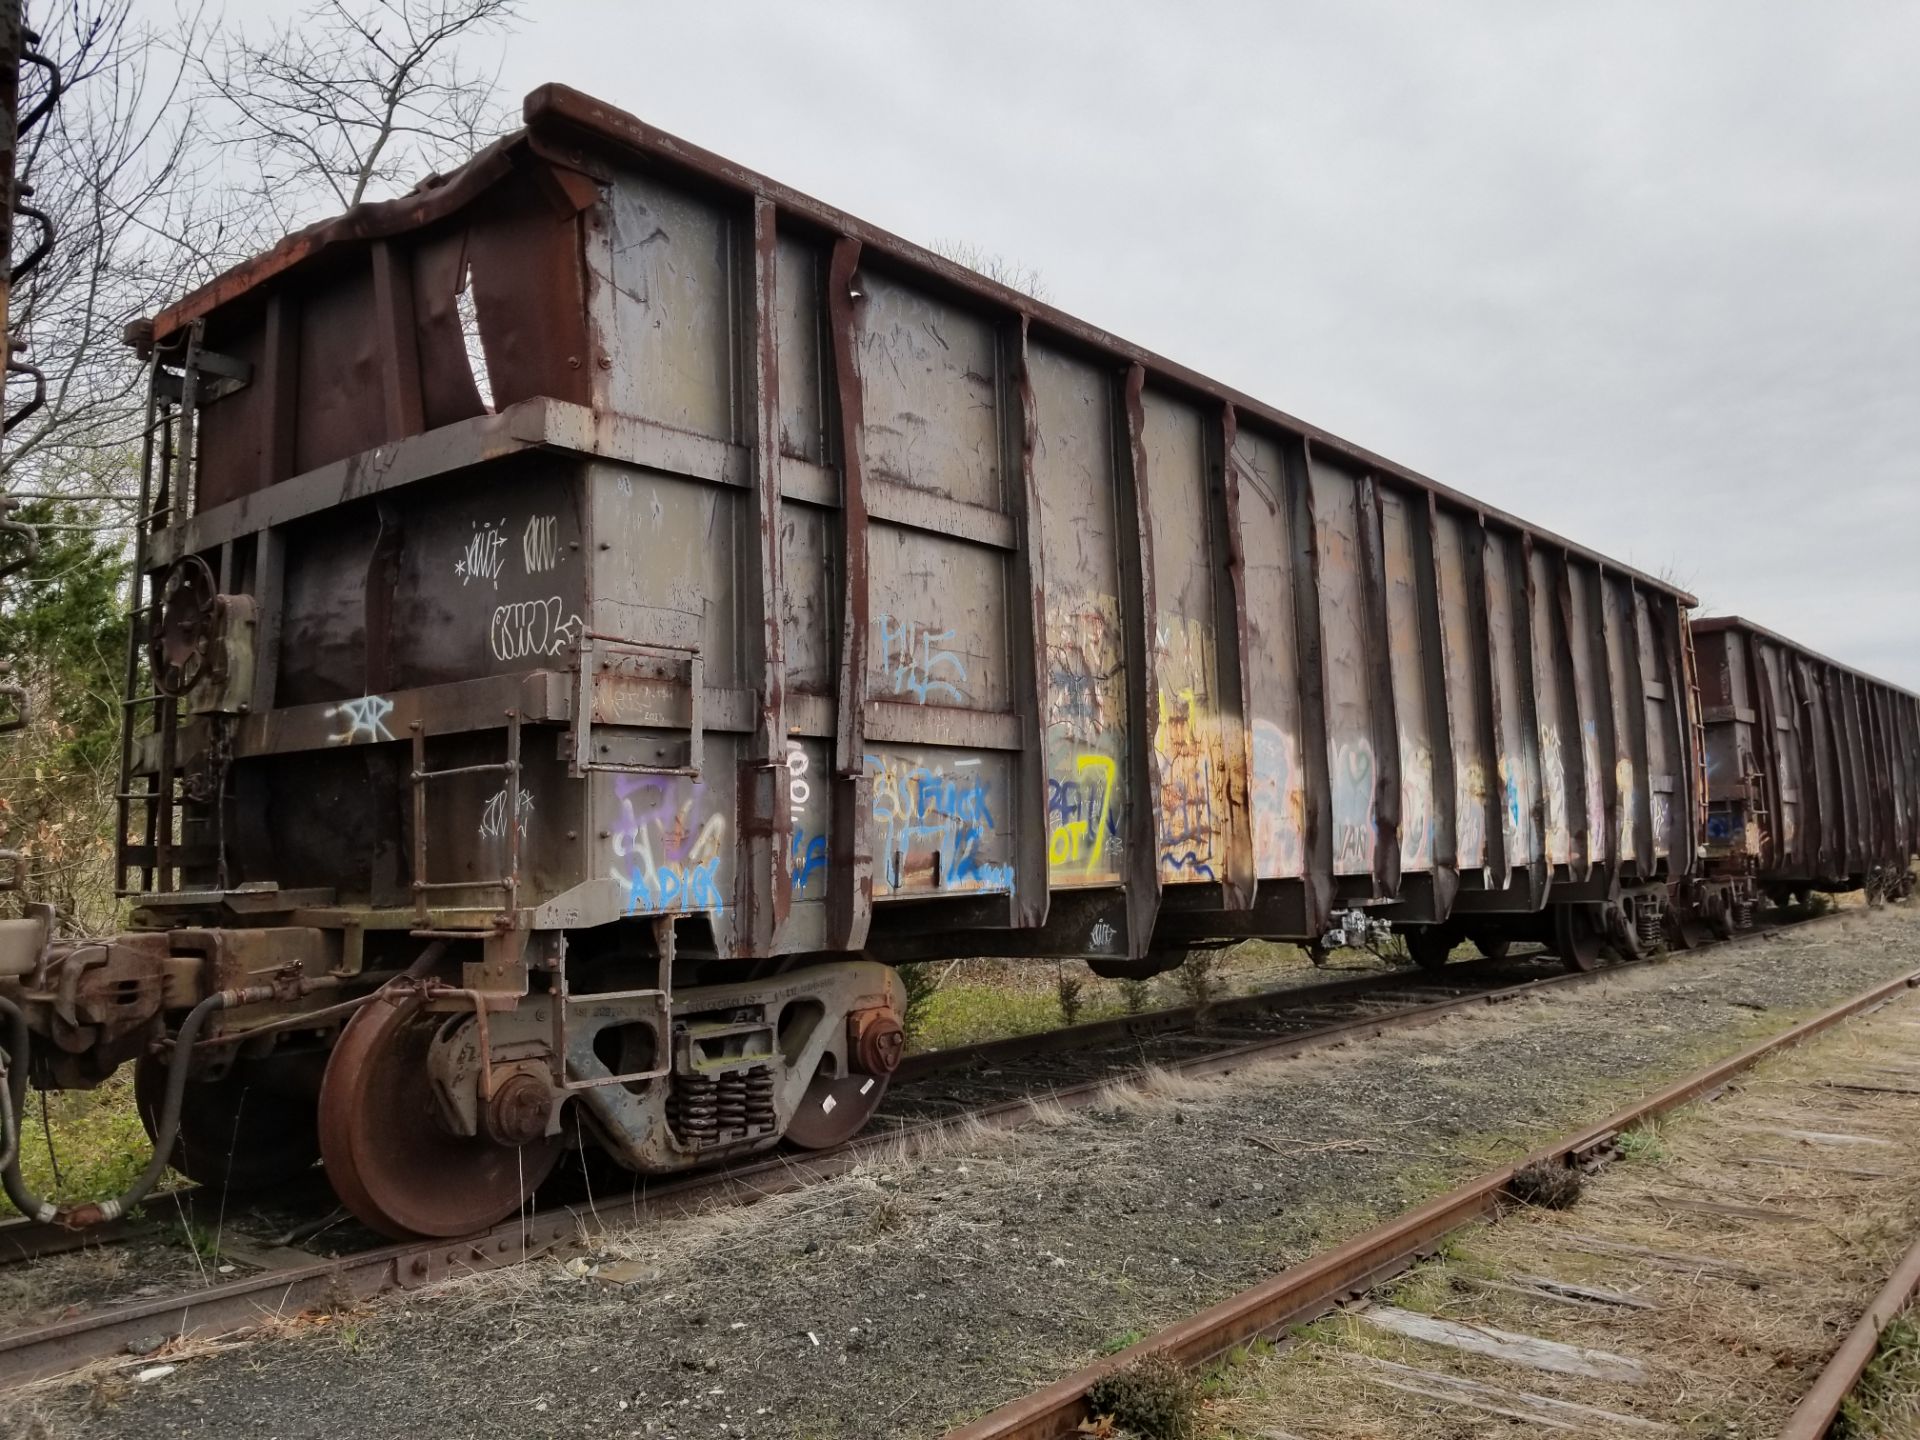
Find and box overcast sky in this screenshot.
[173,1,1920,687]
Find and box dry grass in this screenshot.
[1205,987,1920,1437]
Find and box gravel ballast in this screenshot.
[13,901,1920,1440]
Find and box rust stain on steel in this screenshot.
[1215,403,1256,912]
[1418,491,1462,913]
[945,966,1920,1440]
[1550,549,1593,879]
[739,194,789,952]
[534,87,1705,607]
[1118,363,1162,956]
[1515,531,1550,902]
[825,236,872,953]
[147,141,520,341]
[1355,474,1403,899]
[1008,316,1051,931]
[1289,439,1335,933]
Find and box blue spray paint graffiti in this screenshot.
[608,774,727,914]
[866,751,1012,893]
[788,830,827,895]
[876,615,969,705]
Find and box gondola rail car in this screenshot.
[1692,615,1919,913]
[0,85,1910,1237]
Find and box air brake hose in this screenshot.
[0,939,449,1228]
[0,986,272,1228]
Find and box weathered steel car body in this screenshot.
[1693,616,1919,906]
[124,83,1708,959]
[0,85,1910,1236]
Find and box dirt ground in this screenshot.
[10,900,1919,1440]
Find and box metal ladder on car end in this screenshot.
[409,710,524,926]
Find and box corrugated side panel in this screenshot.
[858,274,1017,898]
[1380,489,1436,873]
[1483,530,1540,878]
[1307,455,1378,878]
[1432,511,1491,873]
[1030,344,1127,888]
[1234,429,1307,879]
[1142,392,1232,886]
[1564,559,1609,868]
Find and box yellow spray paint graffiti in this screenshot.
[1047,753,1118,875]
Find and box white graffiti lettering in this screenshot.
[522,514,559,574]
[489,596,584,662]
[324,695,395,745]
[455,521,508,588]
[478,783,535,841]
[786,739,811,807]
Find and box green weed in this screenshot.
[1055,966,1086,1025]
[1837,1313,1920,1438]
[1616,1122,1668,1164]
[12,1073,152,1204]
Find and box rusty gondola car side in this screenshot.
[1692,615,1920,909]
[1,85,1777,1236]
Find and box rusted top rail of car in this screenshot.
[135,82,1693,608]
[1694,614,1920,699]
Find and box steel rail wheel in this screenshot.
[318,993,561,1239]
[1406,927,1455,971]
[784,1064,893,1150]
[135,1049,324,1193]
[785,1002,904,1151]
[1550,904,1606,972]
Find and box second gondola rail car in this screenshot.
[1693,615,1920,909]
[2,85,1734,1236]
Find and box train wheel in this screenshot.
[1473,936,1512,962]
[1405,927,1454,971]
[318,994,561,1239]
[1550,906,1606,972]
[135,1050,323,1193]
[785,1003,904,1151]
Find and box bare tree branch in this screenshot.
[185,0,521,221]
[927,237,1050,303]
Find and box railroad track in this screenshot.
[0,948,1549,1274]
[944,959,1920,1440]
[0,916,1829,1389]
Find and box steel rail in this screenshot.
[944,965,1920,1440]
[0,955,1608,1387]
[1777,1230,1920,1439]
